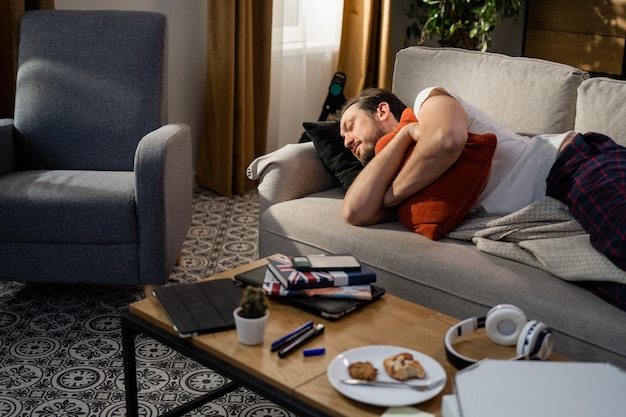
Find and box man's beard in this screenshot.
[359,124,388,165]
[360,146,375,165]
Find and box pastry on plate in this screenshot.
[383,352,426,380]
[348,361,378,380]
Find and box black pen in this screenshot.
[278,324,325,358]
[270,320,314,352]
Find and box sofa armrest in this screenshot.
[134,123,193,284]
[247,142,339,215]
[0,119,16,176]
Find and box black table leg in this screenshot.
[120,311,330,417]
[122,313,239,417]
[121,313,140,417]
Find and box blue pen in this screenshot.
[278,324,325,358]
[270,320,314,352]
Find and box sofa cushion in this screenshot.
[575,77,626,147]
[392,47,588,137]
[302,121,362,190]
[375,108,497,240]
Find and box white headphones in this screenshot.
[444,304,554,369]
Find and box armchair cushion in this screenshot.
[0,170,137,243]
[14,11,166,171]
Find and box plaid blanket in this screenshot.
[546,132,626,271]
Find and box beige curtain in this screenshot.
[0,0,54,118]
[196,0,273,196]
[337,0,393,100]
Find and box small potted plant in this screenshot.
[233,286,269,345]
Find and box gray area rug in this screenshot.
[0,187,296,417]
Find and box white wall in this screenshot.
[55,0,207,171]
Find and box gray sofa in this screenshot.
[248,47,626,369]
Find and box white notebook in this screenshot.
[443,360,626,417]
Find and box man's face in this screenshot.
[340,104,388,165]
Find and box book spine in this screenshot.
[267,266,376,290]
[331,269,377,287]
[266,260,290,289]
[263,269,372,299]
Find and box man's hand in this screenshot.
[383,91,468,207]
[342,126,413,225]
[380,122,421,208]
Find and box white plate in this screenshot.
[327,345,446,407]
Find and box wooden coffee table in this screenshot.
[122,256,557,417]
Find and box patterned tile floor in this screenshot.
[0,187,296,417]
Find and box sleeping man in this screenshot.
[339,87,575,225]
[338,87,625,273]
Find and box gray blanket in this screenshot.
[447,197,626,284]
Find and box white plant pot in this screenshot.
[233,307,269,345]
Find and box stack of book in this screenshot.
[263,254,377,300]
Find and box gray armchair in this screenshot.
[0,10,192,285]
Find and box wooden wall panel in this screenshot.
[525,28,625,74]
[527,0,626,36]
[525,0,626,76]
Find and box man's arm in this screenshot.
[342,90,468,225]
[341,126,415,225]
[382,90,468,207]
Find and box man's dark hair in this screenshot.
[338,88,407,122]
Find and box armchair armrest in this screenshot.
[134,123,193,284]
[247,142,338,216]
[0,119,16,175]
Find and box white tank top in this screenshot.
[414,87,572,214]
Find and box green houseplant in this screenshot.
[404,0,522,51]
[234,286,269,345]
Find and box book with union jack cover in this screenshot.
[261,268,373,299]
[266,254,376,290]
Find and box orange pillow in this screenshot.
[376,108,497,240]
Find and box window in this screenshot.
[267,0,344,151]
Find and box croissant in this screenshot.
[383,352,426,380]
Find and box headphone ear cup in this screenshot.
[516,320,554,360]
[485,304,528,346]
